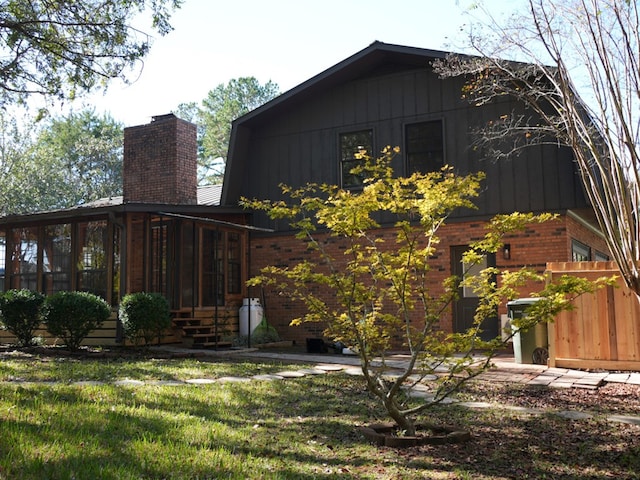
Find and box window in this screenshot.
[227,233,241,294]
[462,255,487,298]
[77,221,108,298]
[202,229,224,306]
[595,251,609,261]
[181,223,196,307]
[406,120,444,174]
[150,223,168,295]
[340,130,373,188]
[10,227,38,291]
[43,224,71,295]
[572,239,590,262]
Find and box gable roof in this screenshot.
[221,42,451,205]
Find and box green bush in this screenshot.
[0,289,45,347]
[119,292,171,346]
[42,291,111,350]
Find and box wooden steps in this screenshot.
[171,311,232,349]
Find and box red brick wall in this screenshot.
[249,215,588,345]
[566,214,610,260]
[123,114,197,205]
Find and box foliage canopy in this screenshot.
[175,77,279,184]
[0,0,181,106]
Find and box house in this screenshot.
[0,114,252,347]
[0,42,609,348]
[223,41,609,345]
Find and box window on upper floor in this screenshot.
[340,129,373,189]
[406,120,444,174]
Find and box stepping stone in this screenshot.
[297,368,326,375]
[458,401,493,409]
[217,376,251,383]
[344,367,364,376]
[548,381,574,388]
[73,380,105,387]
[555,410,592,420]
[528,376,555,386]
[505,405,544,414]
[185,378,216,384]
[114,379,145,386]
[148,380,185,386]
[252,374,284,381]
[315,364,345,372]
[275,370,306,378]
[604,373,630,383]
[406,390,435,400]
[607,415,640,425]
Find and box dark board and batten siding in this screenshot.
[234,63,588,231]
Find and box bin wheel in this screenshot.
[532,347,549,365]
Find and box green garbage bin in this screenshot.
[507,298,549,365]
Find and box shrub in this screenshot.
[119,292,171,346]
[42,291,111,350]
[0,289,45,347]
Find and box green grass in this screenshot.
[0,353,307,383]
[0,354,638,479]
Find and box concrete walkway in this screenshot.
[229,348,640,389]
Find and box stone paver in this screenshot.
[148,380,185,386]
[528,376,556,386]
[275,370,306,378]
[608,415,640,425]
[555,410,593,420]
[297,368,327,375]
[217,376,251,383]
[252,374,285,381]
[114,379,145,386]
[185,378,216,384]
[315,364,345,372]
[604,373,631,383]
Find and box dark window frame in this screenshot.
[405,119,445,175]
[571,239,591,262]
[339,129,374,189]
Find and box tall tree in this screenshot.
[177,77,279,184]
[33,110,124,205]
[436,0,640,296]
[0,111,64,215]
[0,0,181,106]
[0,109,123,215]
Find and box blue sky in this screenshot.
[72,0,512,126]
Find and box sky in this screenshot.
[66,0,512,127]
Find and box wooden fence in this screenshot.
[546,261,640,371]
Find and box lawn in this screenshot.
[0,348,638,479]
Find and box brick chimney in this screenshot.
[123,113,198,204]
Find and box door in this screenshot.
[451,246,498,342]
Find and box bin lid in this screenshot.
[506,297,543,306]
